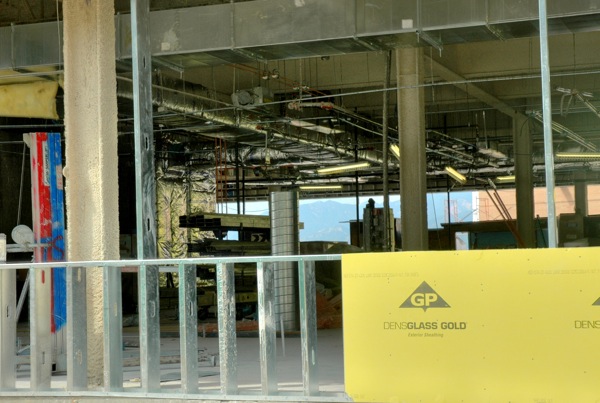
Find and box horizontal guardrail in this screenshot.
[0,254,347,402]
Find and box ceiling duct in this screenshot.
[116,75,384,169]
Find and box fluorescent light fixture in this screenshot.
[390,144,400,159]
[299,185,343,191]
[555,152,600,161]
[317,162,370,175]
[444,166,467,185]
[495,175,516,184]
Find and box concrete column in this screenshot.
[514,115,536,248]
[63,1,120,387]
[396,47,428,251]
[574,171,588,216]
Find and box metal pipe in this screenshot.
[219,68,600,110]
[242,168,246,214]
[0,254,342,270]
[17,143,26,225]
[382,50,392,251]
[0,124,63,129]
[354,125,360,248]
[538,0,558,248]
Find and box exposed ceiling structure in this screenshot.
[3,0,600,201]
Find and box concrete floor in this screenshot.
[11,328,349,402]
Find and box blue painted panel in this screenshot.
[48,133,67,332]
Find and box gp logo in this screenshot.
[400,281,450,312]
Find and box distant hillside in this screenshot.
[232,193,476,243]
[299,201,356,242]
[297,194,475,243]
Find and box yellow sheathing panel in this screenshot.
[343,249,600,402]
[0,81,59,119]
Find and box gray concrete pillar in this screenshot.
[574,171,588,216]
[63,1,120,387]
[514,115,536,248]
[396,47,428,251]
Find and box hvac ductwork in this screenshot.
[269,190,300,331]
[4,1,600,72]
[116,75,384,168]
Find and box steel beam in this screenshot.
[131,0,161,392]
[538,0,558,248]
[131,0,156,260]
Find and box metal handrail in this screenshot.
[0,254,346,401]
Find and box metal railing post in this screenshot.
[103,265,123,391]
[139,263,161,392]
[0,254,343,398]
[257,261,277,394]
[217,262,237,395]
[30,264,52,390]
[298,259,319,396]
[67,266,87,390]
[0,234,16,390]
[178,263,198,394]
